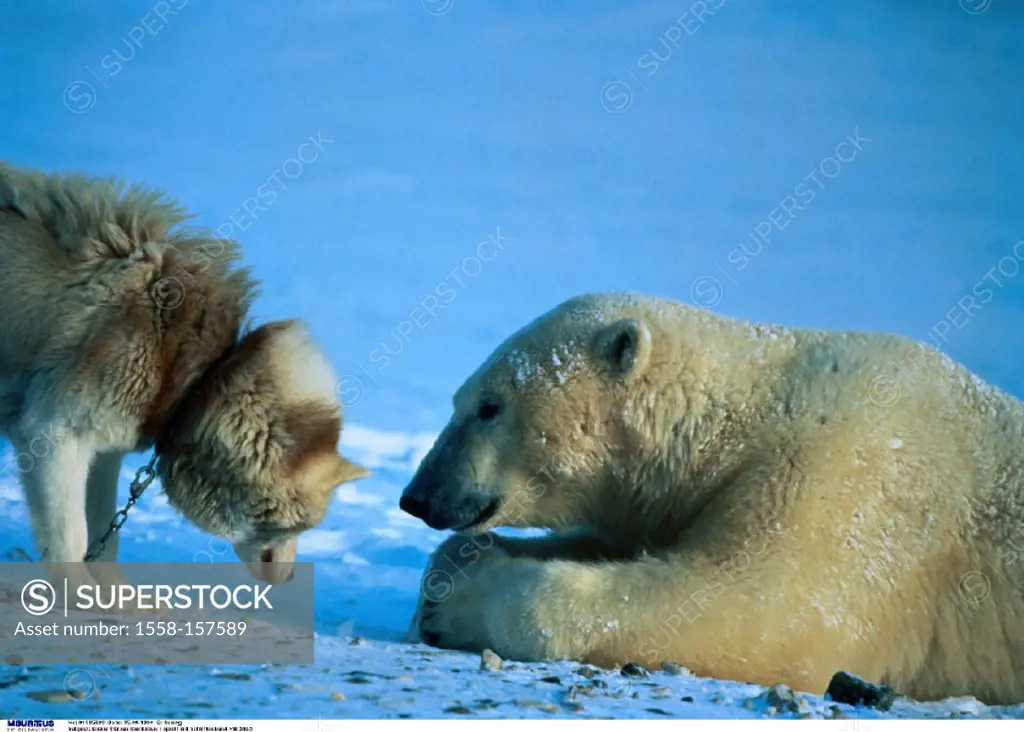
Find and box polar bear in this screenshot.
[401,291,1024,704]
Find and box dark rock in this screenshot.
[576,666,598,679]
[540,675,562,685]
[620,663,649,678]
[444,705,475,715]
[681,696,695,703]
[825,671,895,712]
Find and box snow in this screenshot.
[2,0,1024,721]
[3,431,1024,720]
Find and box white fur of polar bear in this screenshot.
[401,291,1024,704]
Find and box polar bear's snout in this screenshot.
[400,465,502,531]
[400,423,505,532]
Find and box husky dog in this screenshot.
[0,162,368,588]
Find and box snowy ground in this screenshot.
[2,433,1024,720]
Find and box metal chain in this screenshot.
[83,453,159,562]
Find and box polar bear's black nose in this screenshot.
[400,495,430,520]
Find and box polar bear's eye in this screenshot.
[477,400,502,421]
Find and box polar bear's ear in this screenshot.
[594,318,652,380]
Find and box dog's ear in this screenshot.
[336,454,371,483]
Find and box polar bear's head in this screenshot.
[400,294,659,533]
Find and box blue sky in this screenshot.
[1,0,1022,433]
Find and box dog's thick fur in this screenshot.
[0,162,368,587]
[405,292,1024,704]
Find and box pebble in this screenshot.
[681,696,695,703]
[211,672,252,681]
[513,698,560,713]
[540,675,562,685]
[826,705,848,719]
[660,661,684,675]
[27,689,81,704]
[576,666,598,679]
[479,649,502,672]
[762,684,801,714]
[330,692,346,702]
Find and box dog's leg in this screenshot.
[85,451,130,588]
[12,428,100,595]
[15,430,94,562]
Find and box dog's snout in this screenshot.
[400,494,430,519]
